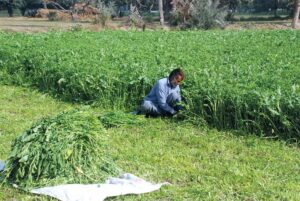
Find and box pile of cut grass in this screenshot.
[2,109,119,188]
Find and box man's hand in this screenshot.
[174,105,185,112]
[172,111,185,120]
[181,96,187,104]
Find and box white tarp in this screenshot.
[31,173,169,201]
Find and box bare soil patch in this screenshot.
[0,17,101,32]
[0,16,298,33]
[225,21,296,30]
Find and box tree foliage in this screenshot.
[171,0,227,29]
[190,0,227,29]
[92,0,117,26]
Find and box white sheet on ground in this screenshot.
[31,173,169,201]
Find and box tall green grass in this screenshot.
[0,30,299,139]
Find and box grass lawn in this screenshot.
[0,85,299,200]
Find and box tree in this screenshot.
[171,0,193,23]
[292,0,300,28]
[158,0,164,25]
[0,0,15,16]
[190,0,227,29]
[219,0,253,11]
[42,0,46,8]
[170,0,226,29]
[4,0,14,17]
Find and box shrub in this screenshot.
[47,10,71,21]
[171,0,227,29]
[189,0,227,29]
[47,11,57,21]
[94,1,116,26]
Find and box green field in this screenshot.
[0,30,300,200]
[0,30,300,139]
[0,85,299,200]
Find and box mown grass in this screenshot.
[0,85,299,200]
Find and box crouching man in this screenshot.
[141,68,184,117]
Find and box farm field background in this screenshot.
[0,29,300,200]
[0,30,300,139]
[0,85,299,200]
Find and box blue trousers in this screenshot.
[141,92,180,116]
[0,160,5,172]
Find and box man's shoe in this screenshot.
[145,113,159,118]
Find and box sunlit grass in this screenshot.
[0,85,299,200]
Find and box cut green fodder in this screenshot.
[99,111,146,128]
[2,109,119,188]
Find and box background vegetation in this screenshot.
[0,0,298,29]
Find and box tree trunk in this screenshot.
[7,0,13,17]
[274,0,279,17]
[158,0,164,26]
[43,0,48,9]
[292,0,300,28]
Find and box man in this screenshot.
[141,68,184,117]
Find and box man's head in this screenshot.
[169,68,184,87]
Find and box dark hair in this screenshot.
[169,68,184,81]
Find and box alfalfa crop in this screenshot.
[2,109,119,188]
